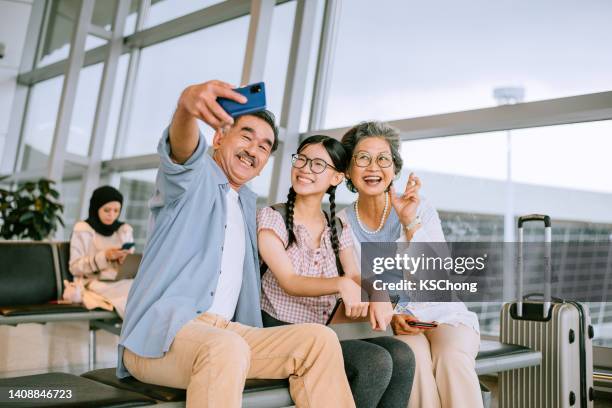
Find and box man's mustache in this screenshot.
[237,151,257,167]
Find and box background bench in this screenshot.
[0,241,118,369]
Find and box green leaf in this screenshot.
[19,212,34,223]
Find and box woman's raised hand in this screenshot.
[390,172,421,228]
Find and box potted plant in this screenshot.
[0,177,64,240]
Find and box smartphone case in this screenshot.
[217,82,266,118]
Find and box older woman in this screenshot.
[63,185,134,318]
[337,121,482,408]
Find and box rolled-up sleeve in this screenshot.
[156,127,208,205]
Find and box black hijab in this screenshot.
[85,186,124,237]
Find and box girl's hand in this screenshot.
[338,277,369,319]
[391,314,425,335]
[369,301,394,331]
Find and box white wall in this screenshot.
[0,0,32,161]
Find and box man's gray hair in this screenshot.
[341,121,403,193]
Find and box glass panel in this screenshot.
[102,54,130,159]
[105,169,158,251]
[262,2,296,122]
[38,0,77,67]
[66,63,103,156]
[258,0,324,133]
[144,0,224,29]
[400,120,612,342]
[59,176,84,240]
[91,0,117,31]
[121,16,249,157]
[20,75,64,171]
[38,0,121,67]
[325,0,612,128]
[0,136,5,163]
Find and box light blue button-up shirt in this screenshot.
[116,129,263,378]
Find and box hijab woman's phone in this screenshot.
[121,242,135,250]
[217,82,266,118]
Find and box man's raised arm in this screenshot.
[169,80,246,164]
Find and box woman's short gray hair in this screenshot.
[341,121,403,193]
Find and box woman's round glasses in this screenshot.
[291,153,337,174]
[352,151,393,168]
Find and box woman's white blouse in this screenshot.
[338,195,480,334]
[69,221,134,280]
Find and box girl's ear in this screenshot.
[331,172,344,187]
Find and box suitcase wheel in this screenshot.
[569,391,576,406]
[588,325,594,339]
[569,329,575,344]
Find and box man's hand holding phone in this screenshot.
[177,80,247,130]
[391,314,438,335]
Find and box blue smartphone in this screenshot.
[121,242,135,250]
[217,82,266,118]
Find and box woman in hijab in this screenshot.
[63,186,135,318]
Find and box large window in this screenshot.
[401,120,612,344]
[120,16,249,157]
[324,0,612,128]
[37,0,131,67]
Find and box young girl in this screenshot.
[257,135,415,408]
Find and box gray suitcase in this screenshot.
[500,214,594,408]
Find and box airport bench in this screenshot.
[0,339,540,407]
[0,241,119,369]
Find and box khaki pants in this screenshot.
[396,324,482,408]
[123,313,355,408]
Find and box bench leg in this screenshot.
[480,382,491,408]
[89,327,97,370]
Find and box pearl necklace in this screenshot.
[354,192,389,234]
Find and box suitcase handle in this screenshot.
[523,293,563,303]
[518,214,551,228]
[517,214,552,319]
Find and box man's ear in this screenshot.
[212,128,224,149]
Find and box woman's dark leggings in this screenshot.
[262,311,415,408]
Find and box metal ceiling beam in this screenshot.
[303,91,612,141]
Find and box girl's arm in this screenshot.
[259,229,352,296]
[258,230,367,317]
[339,237,393,330]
